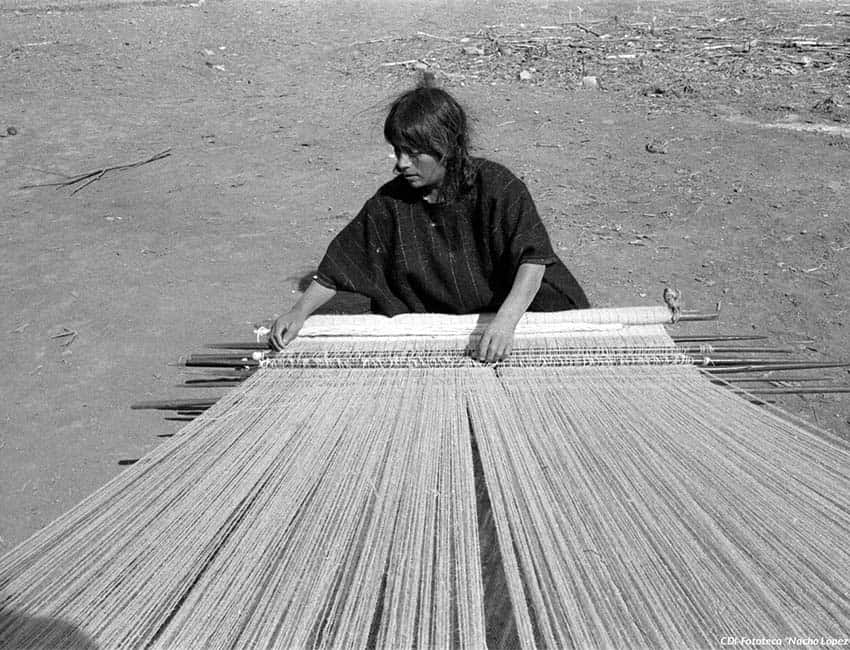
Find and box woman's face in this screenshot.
[393,147,446,191]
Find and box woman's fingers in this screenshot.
[477,331,492,361]
[268,315,304,351]
[269,325,284,351]
[281,321,301,346]
[269,319,290,351]
[489,338,506,363]
[477,329,513,363]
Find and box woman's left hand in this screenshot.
[475,316,518,363]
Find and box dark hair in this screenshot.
[384,84,473,201]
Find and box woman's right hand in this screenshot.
[269,310,306,351]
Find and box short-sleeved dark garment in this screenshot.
[315,158,589,317]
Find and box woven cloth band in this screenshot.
[298,305,674,339]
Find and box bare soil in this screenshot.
[1,0,848,553]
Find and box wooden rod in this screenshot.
[706,361,850,373]
[680,345,794,354]
[206,342,269,350]
[672,334,768,343]
[177,377,245,388]
[186,354,262,362]
[711,376,839,383]
[678,311,720,322]
[692,357,807,367]
[181,367,256,375]
[131,398,218,411]
[184,359,259,369]
[733,386,850,395]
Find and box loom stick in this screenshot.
[191,347,792,363]
[182,375,248,383]
[672,334,769,343]
[733,386,850,395]
[185,353,263,361]
[177,377,245,388]
[693,356,848,367]
[680,345,794,354]
[183,359,260,368]
[206,332,771,350]
[181,367,255,375]
[206,342,269,350]
[200,344,794,355]
[677,311,720,322]
[131,398,218,411]
[712,375,840,383]
[691,356,802,366]
[705,361,850,373]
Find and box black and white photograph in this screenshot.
[1,0,848,647]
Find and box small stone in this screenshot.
[645,140,668,154]
[581,75,599,90]
[519,69,533,81]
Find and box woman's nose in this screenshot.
[395,152,412,171]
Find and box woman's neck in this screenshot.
[422,186,443,204]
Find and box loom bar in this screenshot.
[206,342,269,350]
[677,311,720,322]
[711,375,840,383]
[706,361,850,373]
[694,356,808,366]
[184,359,260,368]
[131,398,219,411]
[672,334,769,343]
[734,386,850,395]
[206,333,772,352]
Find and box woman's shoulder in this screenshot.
[350,176,417,226]
[469,157,526,194]
[372,175,417,205]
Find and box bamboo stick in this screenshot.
[733,386,850,395]
[184,359,260,369]
[681,345,794,354]
[131,399,218,411]
[185,354,263,361]
[706,361,850,373]
[672,334,768,343]
[678,311,720,322]
[206,342,269,350]
[711,376,839,383]
[692,357,806,367]
[177,377,245,388]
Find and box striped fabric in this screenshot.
[315,159,589,316]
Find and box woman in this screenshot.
[270,85,589,362]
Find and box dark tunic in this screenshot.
[315,158,589,317]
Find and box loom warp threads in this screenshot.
[1,310,848,648]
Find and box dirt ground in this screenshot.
[1,0,848,554]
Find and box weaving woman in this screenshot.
[270,84,589,362]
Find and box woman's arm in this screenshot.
[475,262,545,362]
[269,280,337,350]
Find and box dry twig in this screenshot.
[21,149,172,195]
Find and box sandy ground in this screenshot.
[1,0,848,554]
